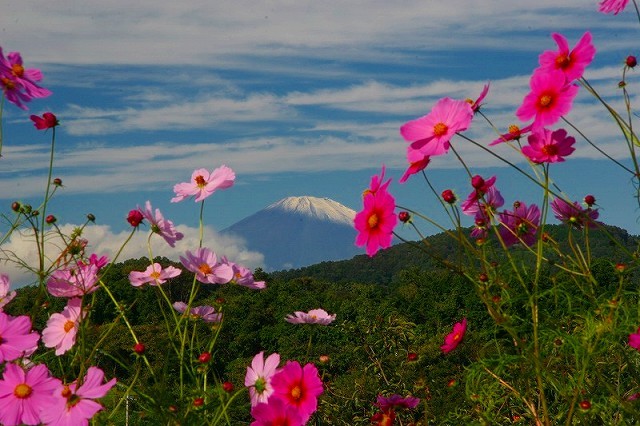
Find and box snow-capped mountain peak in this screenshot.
[266,196,355,225]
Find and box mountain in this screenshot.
[221,196,362,271]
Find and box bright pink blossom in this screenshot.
[245,351,281,407]
[285,309,336,325]
[375,394,420,411]
[599,0,629,14]
[516,69,579,130]
[0,363,61,426]
[250,397,303,426]
[521,128,576,163]
[538,32,595,82]
[39,366,116,426]
[499,202,541,247]
[441,318,467,354]
[42,298,85,356]
[399,149,431,183]
[47,262,100,297]
[171,165,235,203]
[30,112,59,130]
[138,201,184,247]
[172,302,222,323]
[180,247,234,284]
[128,263,182,287]
[270,361,323,424]
[551,198,599,230]
[490,123,533,146]
[355,168,397,256]
[0,274,16,311]
[0,312,40,362]
[400,97,474,157]
[630,326,640,350]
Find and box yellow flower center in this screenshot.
[1,77,15,90]
[508,125,521,135]
[555,55,570,69]
[290,385,302,400]
[150,271,161,280]
[433,122,448,137]
[11,63,24,77]
[14,383,32,399]
[194,175,206,188]
[63,320,76,333]
[539,94,553,108]
[367,213,379,229]
[453,333,461,341]
[61,385,72,399]
[198,263,213,275]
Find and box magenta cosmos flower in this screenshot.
[139,201,184,247]
[0,312,40,362]
[128,263,182,287]
[355,168,398,257]
[499,202,541,247]
[375,394,420,411]
[441,318,467,354]
[39,366,116,426]
[490,123,533,146]
[173,302,222,323]
[270,361,323,424]
[538,32,595,83]
[30,112,59,130]
[285,309,336,325]
[551,198,599,230]
[400,97,474,158]
[516,69,579,130]
[245,351,281,407]
[180,247,234,284]
[521,128,576,163]
[171,165,236,203]
[599,0,629,14]
[0,274,17,311]
[468,83,490,113]
[251,397,303,426]
[399,149,431,184]
[0,47,51,110]
[42,298,86,356]
[629,326,640,350]
[0,363,61,426]
[47,261,100,298]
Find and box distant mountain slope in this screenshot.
[222,196,361,270]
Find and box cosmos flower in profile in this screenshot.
[441,318,467,354]
[285,309,336,325]
[171,165,235,203]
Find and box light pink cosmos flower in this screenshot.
[499,202,541,247]
[245,351,281,407]
[441,318,467,354]
[355,168,398,257]
[0,274,17,311]
[172,302,223,323]
[270,361,323,424]
[551,198,599,230]
[138,201,184,247]
[228,261,266,290]
[599,0,629,14]
[47,261,100,298]
[42,298,86,356]
[39,366,116,426]
[128,263,182,287]
[180,247,234,284]
[521,128,576,163]
[516,69,580,130]
[401,97,474,158]
[251,397,303,426]
[490,123,534,146]
[0,312,40,362]
[285,309,336,325]
[538,32,596,83]
[0,363,61,426]
[171,165,236,203]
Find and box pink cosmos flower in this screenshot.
[0,274,17,311]
[0,48,51,110]
[521,128,576,163]
[39,366,116,426]
[355,168,398,256]
[171,165,236,203]
[285,309,336,325]
[172,302,222,323]
[599,0,629,14]
[42,298,85,356]
[441,318,467,354]
[538,32,596,82]
[138,201,184,247]
[399,149,431,183]
[460,176,504,217]
[630,326,640,350]
[374,394,420,411]
[0,312,40,362]
[245,351,281,407]
[468,83,490,113]
[516,69,580,130]
[0,363,61,426]
[490,123,533,146]
[400,97,474,157]
[128,263,182,287]
[551,198,600,230]
[251,397,303,426]
[270,361,323,424]
[30,112,59,130]
[499,202,541,247]
[180,247,234,284]
[47,261,100,298]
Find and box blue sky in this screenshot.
[1,1,639,283]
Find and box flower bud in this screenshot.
[407,352,418,362]
[133,342,146,355]
[441,189,456,204]
[198,352,211,363]
[127,209,144,227]
[193,397,204,407]
[579,400,591,410]
[45,214,56,224]
[471,175,485,189]
[53,178,63,186]
[626,55,637,68]
[87,213,96,222]
[319,354,330,363]
[583,194,596,207]
[11,201,20,212]
[222,381,234,392]
[398,211,411,223]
